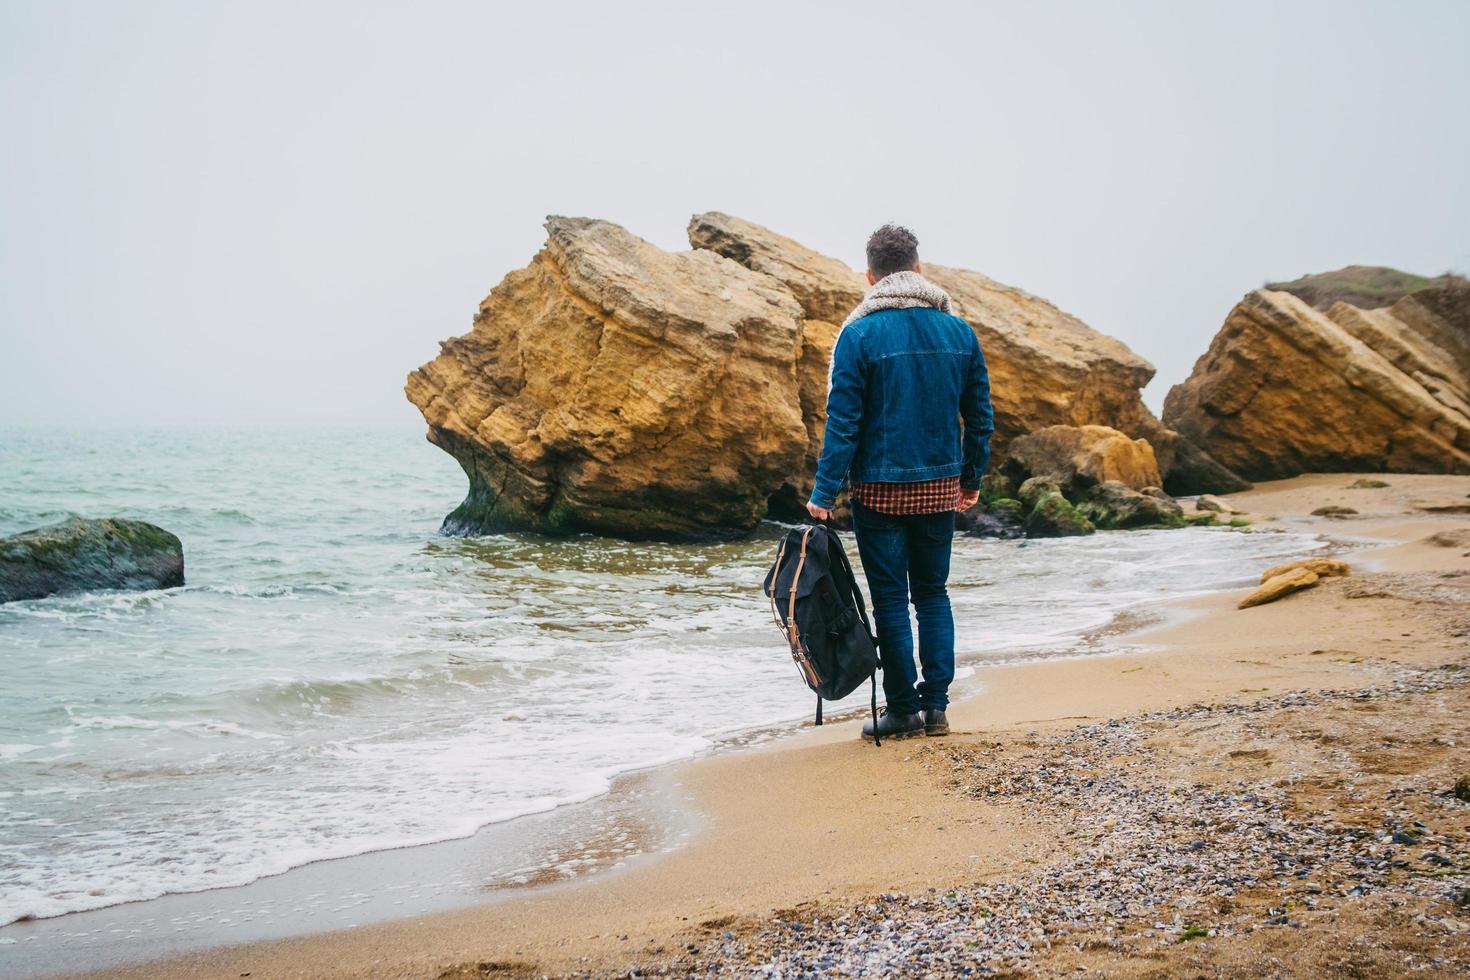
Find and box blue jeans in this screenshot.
[850,501,956,715]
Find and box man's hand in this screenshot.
[806,501,832,521]
[957,488,980,511]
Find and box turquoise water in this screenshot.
[0,425,1325,927]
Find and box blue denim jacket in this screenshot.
[809,307,993,509]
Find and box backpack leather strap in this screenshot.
[768,536,788,635]
[786,527,821,688]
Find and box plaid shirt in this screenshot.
[849,476,963,515]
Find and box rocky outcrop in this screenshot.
[405,217,808,539]
[919,265,1154,458]
[408,213,1247,540]
[992,425,1185,533]
[1018,477,1095,538]
[1075,481,1185,530]
[1002,424,1162,494]
[0,517,184,602]
[1164,279,1470,480]
[688,212,1243,498]
[1147,428,1253,496]
[687,213,862,517]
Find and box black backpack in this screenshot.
[762,522,883,744]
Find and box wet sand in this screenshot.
[33,473,1470,978]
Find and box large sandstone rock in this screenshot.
[0,517,184,603]
[688,213,862,517]
[405,217,808,540]
[1002,424,1162,493]
[408,212,1251,540]
[688,212,1244,497]
[1164,279,1470,480]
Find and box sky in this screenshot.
[2,0,1467,426]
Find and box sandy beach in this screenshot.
[43,473,1470,978]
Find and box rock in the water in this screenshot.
[1311,506,1358,518]
[689,212,1244,496]
[1195,494,1239,513]
[965,498,1026,539]
[1164,278,1470,480]
[1019,477,1095,537]
[1347,478,1390,489]
[0,517,184,603]
[405,217,808,540]
[1237,567,1319,609]
[1258,557,1351,583]
[1076,480,1186,530]
[1004,424,1162,493]
[1001,429,1187,533]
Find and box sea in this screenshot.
[0,423,1327,930]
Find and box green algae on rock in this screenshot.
[1018,477,1096,538]
[0,517,184,603]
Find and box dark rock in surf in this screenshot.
[1076,481,1187,530]
[966,498,1026,539]
[0,517,184,603]
[1018,477,1095,538]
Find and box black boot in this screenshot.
[923,709,949,736]
[861,708,923,741]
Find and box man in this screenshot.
[806,224,993,740]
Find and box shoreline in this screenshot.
[12,473,1469,978]
[0,524,1304,953]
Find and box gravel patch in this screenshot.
[609,663,1470,978]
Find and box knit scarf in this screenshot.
[840,270,953,328]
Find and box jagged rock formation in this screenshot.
[992,425,1186,534]
[0,517,184,603]
[405,217,807,539]
[690,212,1242,499]
[1163,278,1470,480]
[408,213,1246,540]
[687,213,862,517]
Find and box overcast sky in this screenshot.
[3,0,1467,426]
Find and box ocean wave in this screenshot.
[197,582,349,599]
[59,713,282,740]
[0,744,42,761]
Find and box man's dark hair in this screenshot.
[865,224,920,280]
